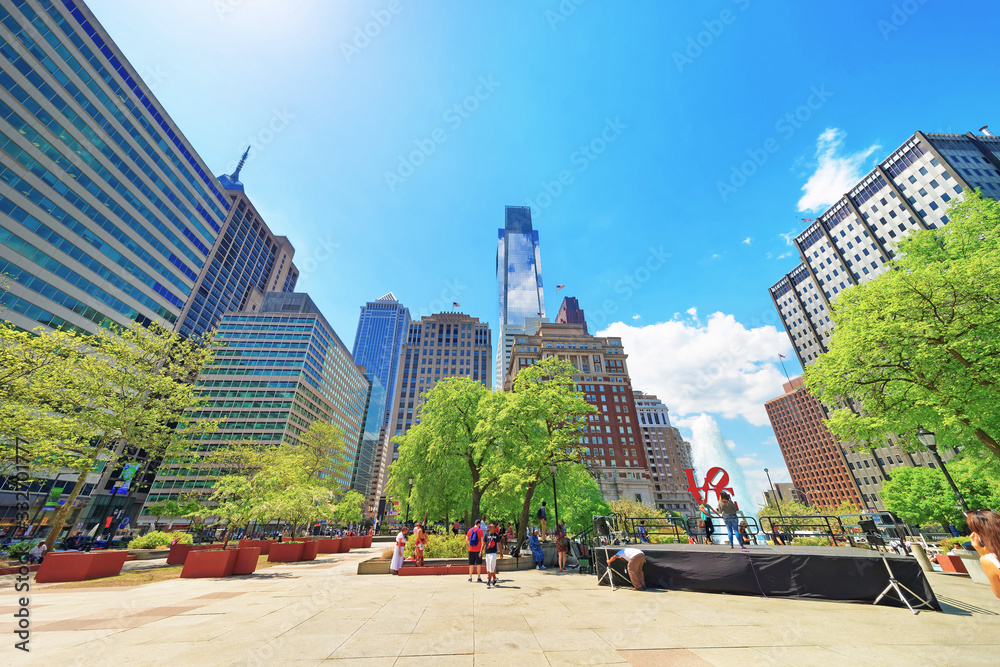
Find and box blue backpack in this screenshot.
[469,528,480,547]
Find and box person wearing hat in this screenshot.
[390,526,408,575]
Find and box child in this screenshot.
[484,523,503,588]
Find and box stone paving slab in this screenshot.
[2,546,998,665]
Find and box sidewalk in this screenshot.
[3,546,998,665]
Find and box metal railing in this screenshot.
[758,514,853,546]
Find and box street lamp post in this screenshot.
[549,464,559,525]
[404,477,413,525]
[764,468,785,529]
[916,426,969,513]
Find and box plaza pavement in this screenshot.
[3,545,999,666]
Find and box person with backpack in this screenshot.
[538,501,548,540]
[466,521,484,583]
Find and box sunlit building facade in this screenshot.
[496,205,545,388]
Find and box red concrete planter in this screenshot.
[300,541,319,561]
[166,543,210,566]
[35,550,129,583]
[363,535,372,548]
[938,554,969,574]
[336,538,350,553]
[316,538,341,554]
[346,536,362,550]
[180,549,237,578]
[238,539,274,555]
[232,547,260,575]
[268,541,305,562]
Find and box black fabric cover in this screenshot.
[595,544,940,610]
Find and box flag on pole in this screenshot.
[778,354,786,359]
[801,218,813,222]
[556,284,565,290]
[452,302,460,307]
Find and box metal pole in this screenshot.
[764,468,785,527]
[928,446,969,513]
[552,470,559,525]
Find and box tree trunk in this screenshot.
[222,525,234,549]
[43,453,100,552]
[516,478,540,548]
[974,427,1000,460]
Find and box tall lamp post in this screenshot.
[916,426,969,513]
[764,468,785,527]
[549,464,559,525]
[404,477,413,525]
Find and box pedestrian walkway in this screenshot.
[5,546,999,665]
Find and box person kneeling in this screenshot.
[608,547,646,591]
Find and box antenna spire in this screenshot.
[230,146,250,181]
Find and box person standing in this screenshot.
[529,529,545,569]
[555,521,568,571]
[716,492,744,549]
[608,547,646,591]
[637,520,650,543]
[466,521,484,583]
[390,526,408,575]
[452,520,460,535]
[538,502,548,540]
[484,523,502,588]
[413,522,427,567]
[698,501,716,545]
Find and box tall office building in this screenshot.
[763,483,801,506]
[0,0,297,533]
[505,314,655,504]
[496,205,545,388]
[371,312,491,517]
[145,293,379,524]
[764,377,944,510]
[632,391,695,514]
[766,128,997,508]
[351,293,411,428]
[769,128,1000,367]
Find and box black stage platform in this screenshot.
[595,544,940,610]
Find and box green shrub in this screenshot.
[404,533,468,559]
[128,530,193,549]
[789,536,834,547]
[939,536,970,552]
[3,540,40,560]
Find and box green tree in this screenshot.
[144,496,203,530]
[489,358,596,546]
[297,420,354,496]
[387,377,500,524]
[333,489,365,526]
[805,191,1000,460]
[880,455,1000,529]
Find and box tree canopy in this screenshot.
[880,453,1000,528]
[805,191,1000,460]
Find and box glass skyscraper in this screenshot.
[351,292,411,429]
[496,205,544,387]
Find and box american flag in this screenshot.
[801,218,814,222]
[556,284,565,290]
[778,354,786,359]
[452,302,460,307]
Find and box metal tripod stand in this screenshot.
[873,554,934,615]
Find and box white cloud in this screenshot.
[797,128,880,212]
[632,314,641,320]
[599,312,792,426]
[742,237,752,245]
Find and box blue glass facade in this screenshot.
[0,0,228,334]
[351,293,410,428]
[496,205,545,386]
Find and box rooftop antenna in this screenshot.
[230,146,251,181]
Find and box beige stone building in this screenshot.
[632,392,696,514]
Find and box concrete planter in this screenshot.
[316,538,341,554]
[181,549,238,578]
[959,553,991,586]
[938,554,969,575]
[268,541,305,562]
[300,541,319,561]
[233,547,260,575]
[129,549,169,561]
[35,550,128,583]
[357,558,391,575]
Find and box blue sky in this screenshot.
[88,0,1000,507]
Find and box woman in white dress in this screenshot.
[967,509,1000,599]
[390,526,408,575]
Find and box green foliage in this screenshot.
[939,536,970,552]
[531,466,610,536]
[127,531,193,549]
[144,497,202,526]
[297,421,354,495]
[608,498,681,543]
[804,191,1000,460]
[789,536,835,547]
[757,498,823,529]
[881,454,1000,528]
[333,490,366,525]
[3,540,41,559]
[403,533,468,559]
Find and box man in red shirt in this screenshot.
[467,521,484,582]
